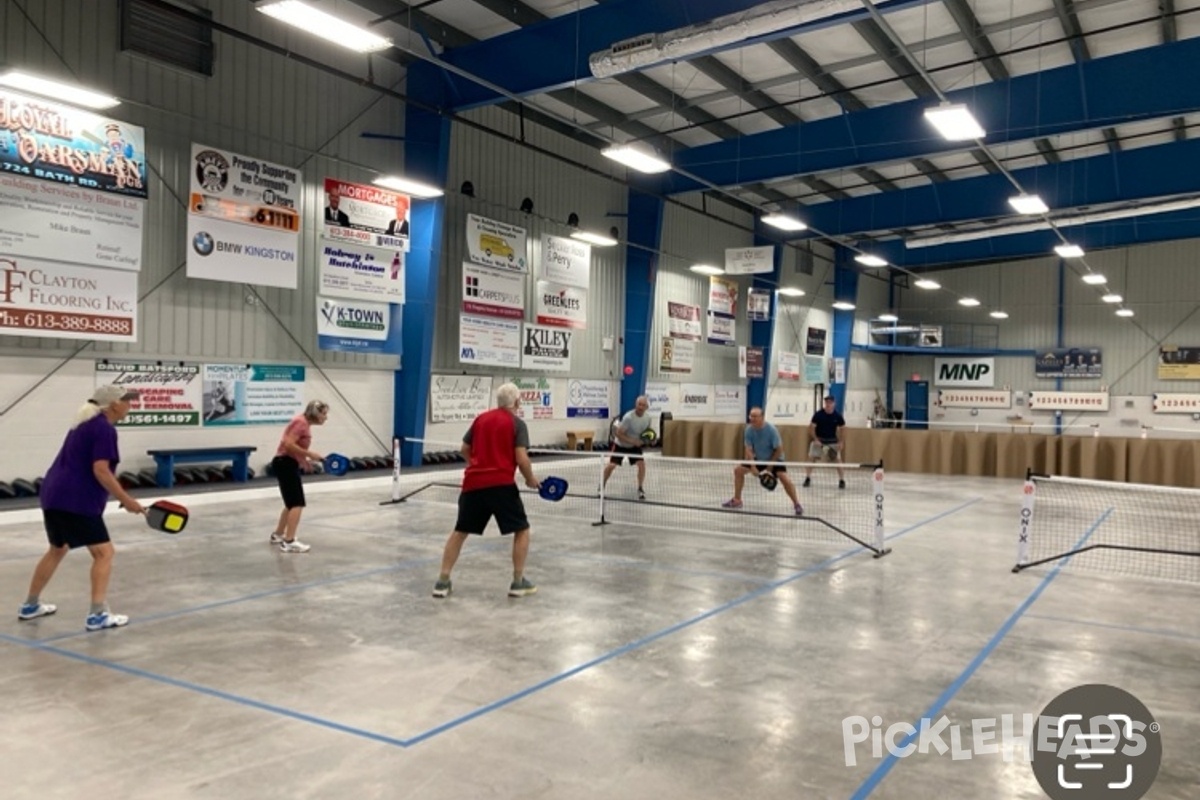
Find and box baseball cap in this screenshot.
[91,385,140,406]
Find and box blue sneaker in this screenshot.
[18,602,57,621]
[85,611,129,631]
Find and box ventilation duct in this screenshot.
[589,0,888,79]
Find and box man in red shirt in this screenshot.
[433,383,540,598]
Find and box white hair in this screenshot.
[495,382,520,409]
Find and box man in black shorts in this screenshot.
[805,395,846,489]
[602,395,651,500]
[433,383,541,598]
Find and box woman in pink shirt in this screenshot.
[270,400,328,552]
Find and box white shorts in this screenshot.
[809,440,841,461]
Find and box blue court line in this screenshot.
[848,507,1112,800]
[1024,612,1200,643]
[2,498,978,753]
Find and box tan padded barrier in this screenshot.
[666,422,1200,489]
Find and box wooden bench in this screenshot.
[565,430,594,451]
[147,446,258,488]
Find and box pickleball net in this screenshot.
[395,440,889,557]
[1013,472,1200,582]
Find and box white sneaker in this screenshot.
[279,539,311,553]
[18,602,57,620]
[85,611,129,631]
[269,531,285,544]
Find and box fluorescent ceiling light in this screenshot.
[914,278,941,290]
[989,311,1009,320]
[602,144,670,173]
[777,287,805,297]
[762,213,807,232]
[258,1,393,52]
[855,254,888,268]
[908,196,1200,249]
[958,297,981,307]
[1081,273,1107,285]
[1116,308,1135,317]
[1008,194,1049,215]
[831,301,856,311]
[572,230,618,247]
[0,70,119,109]
[1055,244,1085,258]
[372,175,443,198]
[1102,293,1123,304]
[689,264,724,275]
[923,103,985,141]
[877,313,899,322]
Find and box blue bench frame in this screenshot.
[147,447,258,488]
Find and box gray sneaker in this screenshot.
[508,577,537,597]
[432,579,452,598]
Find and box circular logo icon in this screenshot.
[194,149,229,193]
[1031,684,1161,800]
[192,231,214,256]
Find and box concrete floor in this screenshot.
[1,464,1197,800]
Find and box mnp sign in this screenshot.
[935,357,995,387]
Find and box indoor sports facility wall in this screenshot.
[887,237,1200,437]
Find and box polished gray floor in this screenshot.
[1,465,1197,800]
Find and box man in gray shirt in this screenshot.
[602,395,651,500]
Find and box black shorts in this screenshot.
[455,484,529,535]
[739,463,787,475]
[608,445,644,465]
[42,509,110,549]
[273,456,306,509]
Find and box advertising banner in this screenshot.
[540,234,589,288]
[510,376,556,420]
[201,364,305,426]
[566,379,609,418]
[318,241,404,304]
[187,143,301,289]
[1158,347,1200,380]
[321,178,409,251]
[0,254,137,341]
[747,288,770,321]
[466,213,527,272]
[667,301,701,340]
[708,275,739,316]
[95,361,202,427]
[430,375,492,423]
[459,313,521,368]
[724,245,773,275]
[660,336,695,373]
[1034,347,1102,378]
[316,297,402,355]
[521,324,572,372]
[464,262,524,320]
[535,279,587,329]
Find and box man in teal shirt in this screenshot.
[721,406,803,515]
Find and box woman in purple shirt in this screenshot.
[17,385,146,631]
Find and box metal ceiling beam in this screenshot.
[613,73,741,140]
[1051,0,1122,155]
[654,38,1200,193]
[1159,0,1186,143]
[689,55,801,128]
[850,17,938,99]
[784,137,1200,241]
[766,38,866,113]
[468,0,547,28]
